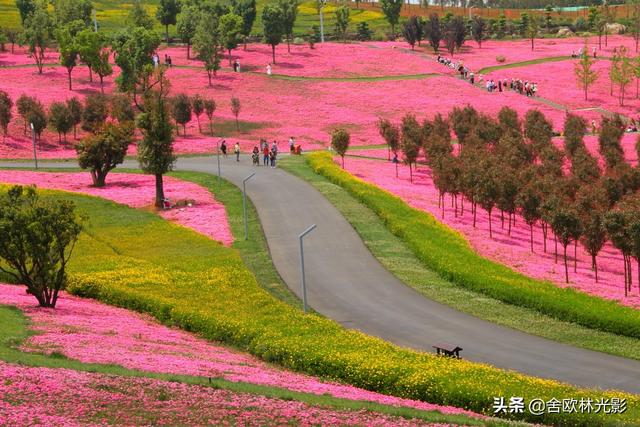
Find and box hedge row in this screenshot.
[62,191,638,426]
[306,152,640,340]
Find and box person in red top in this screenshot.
[262,144,270,166]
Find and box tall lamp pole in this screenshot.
[299,224,317,313]
[215,139,223,187]
[242,173,256,240]
[319,0,327,42]
[30,123,38,170]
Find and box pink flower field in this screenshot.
[0,283,480,420]
[340,156,640,309]
[0,361,453,427]
[0,171,233,246]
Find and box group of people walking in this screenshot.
[219,137,300,168]
[488,78,538,97]
[152,53,172,68]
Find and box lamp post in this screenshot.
[30,123,38,170]
[215,139,223,187]
[319,0,327,43]
[298,224,317,313]
[242,173,255,240]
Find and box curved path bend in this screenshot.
[2,156,640,394]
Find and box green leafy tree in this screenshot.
[425,13,441,53]
[331,128,350,168]
[0,91,12,142]
[5,28,21,53]
[475,155,500,237]
[219,12,243,66]
[519,12,529,37]
[193,13,222,86]
[16,94,36,136]
[377,117,399,161]
[335,6,350,43]
[21,4,52,74]
[233,0,257,50]
[81,93,108,134]
[356,21,371,41]
[204,98,216,135]
[470,15,486,48]
[191,94,204,133]
[278,0,298,53]
[516,182,542,252]
[400,113,421,182]
[48,102,73,142]
[550,206,582,283]
[156,0,181,43]
[587,6,599,32]
[128,0,155,30]
[75,29,102,83]
[172,93,192,136]
[563,113,587,157]
[52,0,92,26]
[176,5,198,59]
[16,0,36,25]
[380,0,402,38]
[0,185,82,308]
[76,122,134,187]
[56,23,80,90]
[611,46,634,106]
[27,99,47,142]
[497,13,506,39]
[92,47,113,93]
[110,94,136,123]
[112,27,160,93]
[544,4,553,32]
[605,208,634,295]
[262,4,285,64]
[574,48,599,101]
[527,16,539,50]
[231,96,241,132]
[137,68,176,208]
[629,0,640,52]
[66,97,82,139]
[402,16,422,50]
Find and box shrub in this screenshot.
[82,93,109,134]
[496,55,506,63]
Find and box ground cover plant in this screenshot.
[0,182,636,424]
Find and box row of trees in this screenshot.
[378,105,640,293]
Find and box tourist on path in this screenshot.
[220,140,228,158]
[234,142,241,162]
[263,144,270,165]
[266,64,272,75]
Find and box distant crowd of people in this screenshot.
[571,46,598,58]
[218,137,300,168]
[152,53,172,68]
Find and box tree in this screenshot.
[192,94,204,133]
[605,209,634,296]
[575,185,607,282]
[172,93,192,136]
[356,22,372,41]
[496,13,506,39]
[587,6,599,34]
[262,4,285,64]
[128,0,155,30]
[156,0,180,43]
[611,46,634,106]
[425,13,441,53]
[233,0,257,50]
[574,48,599,101]
[82,93,108,134]
[219,12,243,66]
[112,27,160,93]
[76,122,134,187]
[550,207,582,283]
[137,68,176,208]
[475,155,500,237]
[278,0,298,53]
[0,185,82,308]
[517,183,542,252]
[27,99,47,142]
[93,48,113,94]
[0,91,12,142]
[17,94,36,136]
[544,4,553,33]
[56,23,79,90]
[331,128,350,168]
[16,0,36,25]
[51,0,92,26]
[231,97,241,132]
[335,6,350,43]
[204,98,216,135]
[110,94,136,123]
[176,5,198,59]
[527,16,539,50]
[402,16,421,50]
[470,15,486,48]
[5,28,21,53]
[48,102,73,143]
[193,14,222,86]
[21,4,52,74]
[75,29,101,83]
[377,118,400,162]
[380,0,402,38]
[519,12,529,37]
[445,16,465,56]
[66,97,82,139]
[563,113,587,157]
[629,0,640,52]
[400,114,421,182]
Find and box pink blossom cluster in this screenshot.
[0,284,480,419]
[0,171,233,246]
[0,360,450,426]
[340,156,640,308]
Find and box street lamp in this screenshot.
[92,9,98,32]
[215,139,223,187]
[242,172,256,240]
[298,224,317,313]
[30,123,38,170]
[319,0,327,43]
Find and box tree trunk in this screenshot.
[488,209,493,238]
[542,222,548,252]
[235,116,239,132]
[473,203,477,227]
[183,123,187,136]
[99,75,104,94]
[409,165,413,182]
[341,155,345,168]
[574,241,577,273]
[88,66,93,82]
[593,254,598,283]
[68,69,72,90]
[395,161,398,178]
[155,173,165,208]
[166,25,170,45]
[272,45,276,64]
[624,255,628,297]
[229,49,233,66]
[208,72,212,87]
[287,35,291,53]
[563,244,569,283]
[187,43,191,59]
[554,234,558,263]
[530,223,534,252]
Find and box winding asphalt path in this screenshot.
[2,156,640,394]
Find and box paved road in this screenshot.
[3,156,640,394]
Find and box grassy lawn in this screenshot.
[278,155,640,361]
[0,304,504,426]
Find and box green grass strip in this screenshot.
[477,56,572,74]
[304,152,640,341]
